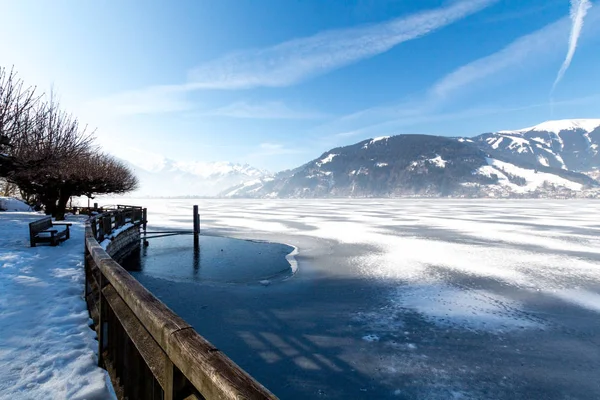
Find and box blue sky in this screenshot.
[1,0,599,172]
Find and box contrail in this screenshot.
[552,0,592,93]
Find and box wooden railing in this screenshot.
[68,204,144,218]
[84,206,276,400]
[88,205,147,242]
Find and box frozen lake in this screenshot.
[110,198,600,399]
[120,234,295,284]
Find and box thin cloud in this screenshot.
[84,85,193,116]
[329,16,575,130]
[334,129,367,138]
[85,0,496,116]
[552,0,592,93]
[435,1,598,100]
[246,142,306,159]
[327,98,598,144]
[205,101,327,119]
[187,0,498,90]
[431,19,570,99]
[323,7,600,142]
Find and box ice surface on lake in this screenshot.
[111,198,600,333]
[397,284,540,330]
[89,198,600,398]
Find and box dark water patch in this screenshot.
[120,234,295,285]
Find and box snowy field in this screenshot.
[0,212,114,399]
[108,198,600,399]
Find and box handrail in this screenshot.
[116,204,144,210]
[84,206,276,400]
[88,206,146,242]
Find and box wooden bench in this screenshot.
[29,217,72,247]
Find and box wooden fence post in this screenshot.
[164,360,191,400]
[84,241,89,301]
[102,216,112,238]
[98,273,107,367]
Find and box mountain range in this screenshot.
[472,119,600,171]
[123,119,600,198]
[122,157,269,197]
[219,119,600,199]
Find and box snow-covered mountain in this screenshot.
[121,157,270,197]
[220,134,598,199]
[584,168,600,183]
[472,119,600,172]
[119,119,600,199]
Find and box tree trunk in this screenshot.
[55,190,71,221]
[38,188,59,218]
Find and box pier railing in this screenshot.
[84,206,276,399]
[88,205,146,242]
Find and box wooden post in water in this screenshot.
[193,205,200,273]
[142,208,147,232]
[193,205,200,235]
[142,207,149,246]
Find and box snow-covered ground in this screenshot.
[104,198,600,399]
[0,197,32,212]
[0,212,114,399]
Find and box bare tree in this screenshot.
[8,95,95,216]
[50,152,138,219]
[0,66,40,177]
[86,153,139,196]
[2,67,139,217]
[0,178,18,197]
